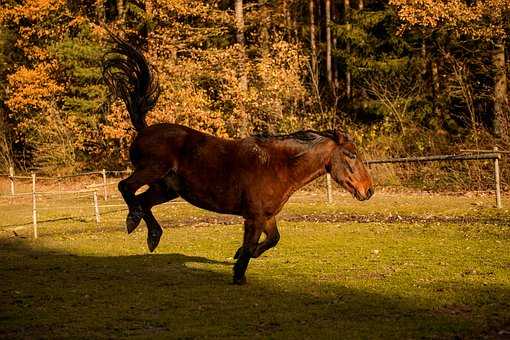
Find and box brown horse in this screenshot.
[103,35,374,285]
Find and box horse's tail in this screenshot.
[102,33,160,132]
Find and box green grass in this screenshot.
[1,191,510,338]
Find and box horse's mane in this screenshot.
[252,130,338,161]
[253,130,336,144]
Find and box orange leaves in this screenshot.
[390,0,509,41]
[6,63,63,115]
[1,0,65,24]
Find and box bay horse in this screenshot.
[103,35,374,285]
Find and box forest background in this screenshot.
[0,0,509,191]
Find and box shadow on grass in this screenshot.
[1,216,92,229]
[1,239,509,339]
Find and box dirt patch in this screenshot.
[162,212,510,228]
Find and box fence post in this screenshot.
[494,147,502,209]
[326,173,333,204]
[102,169,108,200]
[32,172,38,238]
[93,191,101,224]
[58,174,62,200]
[9,166,15,196]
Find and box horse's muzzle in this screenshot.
[355,187,374,201]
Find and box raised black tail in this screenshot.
[102,33,160,132]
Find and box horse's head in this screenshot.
[326,131,374,201]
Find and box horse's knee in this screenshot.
[252,230,280,258]
[234,246,243,259]
[263,229,280,250]
[243,245,256,258]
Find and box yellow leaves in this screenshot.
[153,0,232,26]
[1,0,65,24]
[390,0,509,40]
[68,16,88,28]
[6,63,63,115]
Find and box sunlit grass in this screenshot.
[1,192,509,338]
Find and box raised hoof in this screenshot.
[147,229,163,252]
[126,210,143,234]
[233,247,243,260]
[232,275,247,285]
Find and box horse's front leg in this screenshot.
[234,217,280,259]
[233,218,264,285]
[252,217,280,258]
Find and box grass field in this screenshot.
[1,191,510,338]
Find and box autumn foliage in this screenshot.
[0,0,509,190]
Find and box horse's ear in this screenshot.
[321,129,351,144]
[333,130,351,145]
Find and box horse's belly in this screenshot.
[164,172,242,215]
[179,193,242,215]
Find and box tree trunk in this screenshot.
[358,0,364,10]
[292,5,298,41]
[235,0,245,47]
[96,0,105,24]
[431,59,440,121]
[332,5,339,92]
[234,0,248,136]
[344,0,351,99]
[309,0,318,80]
[325,0,332,87]
[283,0,293,41]
[421,41,427,77]
[493,42,509,141]
[260,7,270,52]
[117,0,124,23]
[145,0,153,51]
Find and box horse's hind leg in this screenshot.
[118,167,167,233]
[138,180,178,252]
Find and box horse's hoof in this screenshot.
[147,229,162,252]
[126,210,143,234]
[233,247,243,260]
[233,275,247,285]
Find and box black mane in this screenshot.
[253,130,337,144]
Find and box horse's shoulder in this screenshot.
[238,137,270,166]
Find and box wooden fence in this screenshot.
[4,167,130,200]
[0,149,506,239]
[325,149,503,208]
[1,169,131,238]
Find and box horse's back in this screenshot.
[130,123,228,167]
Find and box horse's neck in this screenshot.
[287,145,329,189]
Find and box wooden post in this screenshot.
[9,166,15,196]
[494,147,502,209]
[102,169,108,200]
[58,174,62,200]
[326,173,333,204]
[93,191,101,224]
[32,172,38,238]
